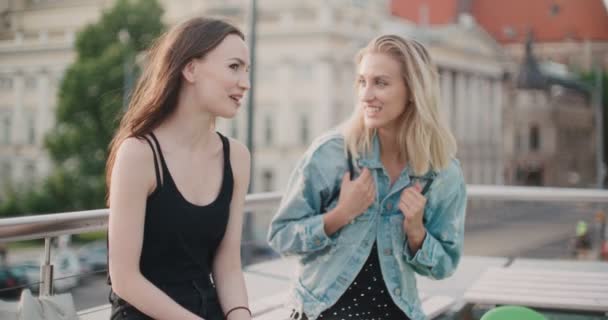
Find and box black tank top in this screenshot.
[135,132,233,286]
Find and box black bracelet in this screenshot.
[224,306,251,319]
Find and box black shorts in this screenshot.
[109,280,223,320]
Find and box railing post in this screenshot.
[39,237,54,296]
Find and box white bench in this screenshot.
[78,303,110,320]
[76,289,455,319]
[463,267,608,312]
[76,292,289,320]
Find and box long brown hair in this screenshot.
[105,17,243,203]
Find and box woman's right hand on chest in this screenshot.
[336,167,376,220]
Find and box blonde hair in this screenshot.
[343,34,456,175]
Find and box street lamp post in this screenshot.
[246,0,257,192]
[243,0,257,266]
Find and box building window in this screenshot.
[502,26,517,39]
[24,161,36,185]
[351,0,366,7]
[2,115,11,145]
[25,77,37,89]
[294,63,313,81]
[300,114,309,145]
[0,77,12,91]
[529,125,540,151]
[550,3,561,16]
[27,113,36,145]
[262,169,274,192]
[264,114,273,145]
[1,161,11,184]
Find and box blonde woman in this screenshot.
[268,35,467,320]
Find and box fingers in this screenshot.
[353,168,375,206]
[359,168,374,187]
[401,190,425,210]
[366,183,376,205]
[355,168,369,186]
[400,187,427,220]
[401,185,426,203]
[342,171,351,185]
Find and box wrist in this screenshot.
[333,204,355,225]
[225,306,251,320]
[405,224,426,242]
[324,206,349,236]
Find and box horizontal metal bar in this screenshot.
[1,186,607,243]
[0,192,283,243]
[466,185,608,203]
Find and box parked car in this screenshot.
[17,249,82,293]
[52,249,81,292]
[77,241,108,275]
[0,266,28,299]
[10,261,39,292]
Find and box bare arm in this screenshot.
[108,138,202,320]
[212,138,251,320]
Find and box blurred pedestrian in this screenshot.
[268,34,467,320]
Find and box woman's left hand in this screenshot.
[398,183,427,244]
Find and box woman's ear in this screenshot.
[182,60,197,83]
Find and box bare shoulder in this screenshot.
[226,137,250,181]
[116,137,154,166]
[113,137,156,192]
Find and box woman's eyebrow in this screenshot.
[229,57,248,66]
[357,74,392,80]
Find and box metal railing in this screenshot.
[0,186,607,296]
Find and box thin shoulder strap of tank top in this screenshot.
[216,132,233,202]
[217,132,230,166]
[148,132,169,179]
[140,135,161,187]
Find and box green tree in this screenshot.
[0,0,164,217]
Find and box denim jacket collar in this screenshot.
[356,133,384,169]
[355,133,436,179]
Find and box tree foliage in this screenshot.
[0,0,165,217]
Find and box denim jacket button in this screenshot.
[394,288,401,296]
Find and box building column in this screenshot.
[480,77,492,184]
[493,78,504,185]
[440,69,453,122]
[36,70,51,146]
[455,72,467,143]
[277,58,291,147]
[317,56,334,134]
[11,71,24,146]
[318,3,334,29]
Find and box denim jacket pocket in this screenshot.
[337,207,375,245]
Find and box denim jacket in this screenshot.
[267,131,467,320]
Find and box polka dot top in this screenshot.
[317,242,410,320]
